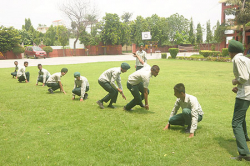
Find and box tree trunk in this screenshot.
[242,24,246,46]
[63,46,65,57]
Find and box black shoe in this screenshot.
[108,105,115,109]
[83,93,88,100]
[48,88,54,94]
[123,106,132,111]
[185,127,190,133]
[246,138,250,141]
[96,100,104,109]
[140,104,145,108]
[231,155,250,161]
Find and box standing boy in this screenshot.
[96,63,130,109]
[72,72,89,101]
[46,68,68,94]
[229,40,250,161]
[164,83,204,138]
[133,43,147,71]
[17,61,30,83]
[36,64,51,86]
[11,61,18,78]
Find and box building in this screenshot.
[52,20,65,27]
[220,0,250,54]
[37,26,49,33]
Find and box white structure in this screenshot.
[37,26,49,33]
[142,32,151,40]
[52,20,65,27]
[69,39,85,49]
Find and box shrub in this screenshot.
[191,54,204,58]
[199,50,221,57]
[161,53,167,59]
[12,45,25,57]
[222,48,229,57]
[43,46,53,57]
[211,44,215,51]
[169,48,179,59]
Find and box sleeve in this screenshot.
[43,71,47,83]
[110,71,119,90]
[80,80,87,99]
[22,68,27,80]
[72,79,76,97]
[235,58,249,84]
[116,75,123,90]
[143,51,147,62]
[142,74,150,88]
[169,100,180,120]
[37,71,40,84]
[190,97,199,133]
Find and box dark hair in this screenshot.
[24,61,28,65]
[38,64,42,67]
[151,65,160,71]
[14,61,18,63]
[174,83,185,94]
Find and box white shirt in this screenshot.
[136,50,147,66]
[46,72,62,83]
[37,68,51,84]
[98,67,123,90]
[73,76,89,99]
[169,94,204,134]
[127,64,152,88]
[17,66,27,79]
[233,53,250,101]
[14,65,19,72]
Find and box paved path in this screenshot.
[0,52,198,68]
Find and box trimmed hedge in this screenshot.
[169,48,179,59]
[43,46,53,57]
[161,53,167,59]
[222,48,229,57]
[175,56,231,62]
[199,50,221,57]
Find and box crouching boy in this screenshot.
[46,68,68,94]
[72,72,89,101]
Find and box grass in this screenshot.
[0,59,250,165]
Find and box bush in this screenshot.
[161,53,167,59]
[12,45,25,57]
[191,54,204,58]
[211,44,215,51]
[169,48,179,59]
[199,50,221,57]
[221,48,229,57]
[43,46,53,57]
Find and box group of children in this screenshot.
[10,40,249,161]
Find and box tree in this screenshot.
[85,14,98,34]
[22,18,32,31]
[130,16,148,46]
[226,0,250,45]
[60,0,97,55]
[121,12,133,23]
[43,46,53,57]
[213,20,226,51]
[18,29,33,45]
[57,25,69,56]
[196,23,203,44]
[206,20,213,45]
[0,26,21,58]
[44,25,57,46]
[189,18,195,45]
[12,45,25,58]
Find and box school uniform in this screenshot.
[135,50,147,71]
[72,76,89,99]
[37,68,51,84]
[11,65,18,77]
[46,72,62,91]
[17,66,30,82]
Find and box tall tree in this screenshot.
[226,0,250,45]
[44,25,57,46]
[196,23,203,44]
[206,20,213,44]
[121,12,133,23]
[130,16,148,46]
[189,18,195,45]
[85,14,98,35]
[57,25,69,56]
[213,20,226,51]
[60,0,97,55]
[18,29,33,45]
[22,18,32,31]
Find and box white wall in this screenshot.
[69,39,85,49]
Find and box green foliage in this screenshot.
[22,18,32,31]
[57,25,69,47]
[177,56,231,62]
[211,44,215,51]
[169,48,179,59]
[0,26,21,56]
[18,29,33,45]
[130,16,148,46]
[199,50,221,57]
[213,21,226,44]
[121,12,133,23]
[175,31,189,45]
[12,45,25,56]
[206,20,213,43]
[189,18,195,45]
[161,53,167,59]
[191,54,204,58]
[222,48,229,57]
[196,23,203,44]
[43,46,53,57]
[44,25,57,46]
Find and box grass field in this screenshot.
[1,59,250,165]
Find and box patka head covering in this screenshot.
[121,63,130,70]
[228,40,244,53]
[74,72,80,78]
[139,42,144,47]
[61,68,68,73]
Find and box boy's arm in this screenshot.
[58,81,66,94]
[164,100,180,130]
[144,88,149,110]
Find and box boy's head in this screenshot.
[61,68,68,76]
[38,64,42,70]
[74,72,81,80]
[121,62,130,73]
[174,83,185,98]
[139,43,144,51]
[228,40,244,59]
[14,61,18,65]
[151,65,160,77]
[24,61,28,67]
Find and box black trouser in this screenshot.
[136,66,144,71]
[18,72,30,82]
[47,83,60,91]
[98,80,118,104]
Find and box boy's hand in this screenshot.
[164,124,170,130]
[189,133,194,138]
[80,98,84,102]
[232,87,238,93]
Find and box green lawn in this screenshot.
[0,59,249,165]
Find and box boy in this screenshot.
[133,43,147,71]
[46,68,68,94]
[164,83,204,138]
[36,64,51,86]
[96,63,130,109]
[17,61,30,83]
[72,72,89,101]
[229,40,250,161]
[11,61,18,78]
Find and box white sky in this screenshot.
[1,0,223,31]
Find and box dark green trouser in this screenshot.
[125,82,149,110]
[37,75,49,83]
[232,98,250,156]
[98,80,118,104]
[11,72,17,77]
[72,86,89,96]
[18,72,30,82]
[47,83,60,91]
[136,66,143,71]
[169,108,203,127]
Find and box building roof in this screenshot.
[219,0,227,3]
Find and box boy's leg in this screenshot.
[47,83,60,91]
[25,72,30,82]
[125,82,142,110]
[37,75,43,83]
[169,113,185,126]
[72,87,81,96]
[18,76,25,82]
[98,80,118,104]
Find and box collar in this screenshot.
[232,53,243,61]
[184,93,189,103]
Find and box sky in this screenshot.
[0,0,223,31]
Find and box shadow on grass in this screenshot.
[125,108,155,114]
[214,136,238,156]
